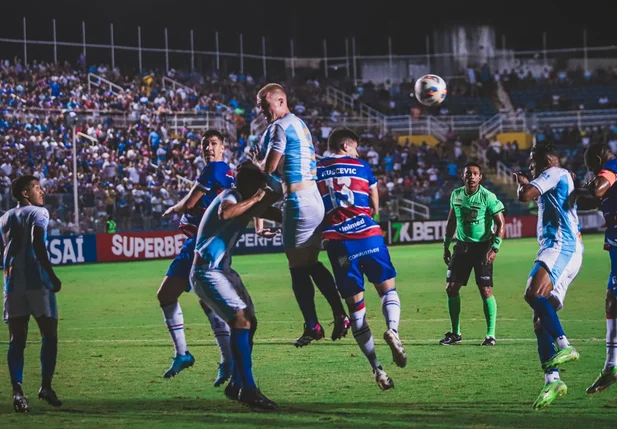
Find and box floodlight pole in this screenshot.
[72,126,79,230]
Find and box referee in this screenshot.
[441,162,505,346]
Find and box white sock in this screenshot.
[162,302,188,355]
[381,289,401,333]
[544,369,560,383]
[605,317,617,371]
[556,335,570,349]
[204,305,232,364]
[350,304,380,370]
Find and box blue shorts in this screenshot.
[166,237,196,291]
[608,246,617,296]
[326,235,397,299]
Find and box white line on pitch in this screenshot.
[0,337,607,345]
[60,318,605,330]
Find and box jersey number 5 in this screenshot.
[326,177,354,208]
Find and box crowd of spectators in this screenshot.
[0,57,465,233]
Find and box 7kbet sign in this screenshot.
[387,216,537,244]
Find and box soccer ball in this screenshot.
[413,74,447,106]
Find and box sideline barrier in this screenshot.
[46,212,604,265]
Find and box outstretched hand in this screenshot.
[513,172,529,185]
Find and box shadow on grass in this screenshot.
[0,398,615,428]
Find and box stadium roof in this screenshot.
[3,0,613,58]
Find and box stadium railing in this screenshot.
[496,161,515,185]
[479,112,528,140]
[532,109,617,130]
[326,86,386,135]
[395,198,430,220]
[88,73,125,95]
[161,76,197,95]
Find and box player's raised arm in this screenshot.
[32,224,61,293]
[219,189,266,220]
[443,208,456,265]
[514,172,541,202]
[163,182,205,218]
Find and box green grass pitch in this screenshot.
[1,235,617,428]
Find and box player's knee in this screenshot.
[607,290,617,315]
[445,282,460,297]
[479,286,493,299]
[232,310,251,330]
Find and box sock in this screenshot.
[290,266,319,329]
[381,289,401,332]
[40,336,58,389]
[447,295,462,336]
[8,339,26,388]
[482,296,497,338]
[544,369,560,383]
[349,300,381,370]
[535,324,556,367]
[532,297,566,342]
[204,306,232,364]
[230,328,256,391]
[162,302,188,355]
[605,315,617,371]
[310,262,346,318]
[231,360,242,387]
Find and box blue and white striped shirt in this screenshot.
[260,113,317,185]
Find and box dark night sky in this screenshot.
[1,0,613,65]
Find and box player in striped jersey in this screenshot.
[254,84,349,347]
[515,142,583,409]
[160,130,234,384]
[582,143,617,394]
[1,175,63,412]
[317,128,405,390]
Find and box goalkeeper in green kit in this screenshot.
[441,162,506,346]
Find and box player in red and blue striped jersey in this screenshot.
[583,143,617,395]
[160,130,235,384]
[317,128,406,390]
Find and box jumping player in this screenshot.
[160,130,234,384]
[317,128,405,390]
[582,143,617,394]
[254,83,349,347]
[190,165,280,409]
[441,162,505,346]
[515,142,583,409]
[1,175,63,412]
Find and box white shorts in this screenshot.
[190,266,254,322]
[529,248,583,310]
[283,185,325,249]
[3,288,58,321]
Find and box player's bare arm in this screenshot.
[514,172,541,202]
[219,189,267,220]
[443,209,456,265]
[33,225,61,293]
[587,174,614,199]
[369,186,379,218]
[486,212,505,264]
[162,182,205,218]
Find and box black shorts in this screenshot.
[446,241,494,287]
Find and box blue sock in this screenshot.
[231,328,256,391]
[231,360,242,387]
[8,339,26,388]
[310,262,345,318]
[535,326,556,366]
[532,297,565,340]
[41,336,58,389]
[290,266,319,329]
